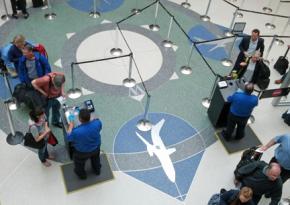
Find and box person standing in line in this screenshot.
[10,0,29,19]
[29,107,53,167]
[260,134,290,183]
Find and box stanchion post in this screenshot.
[149,1,160,31]
[131,0,141,14]
[5,101,24,145]
[221,36,237,67]
[263,35,277,65]
[161,16,174,48]
[225,8,239,36]
[110,26,123,56]
[1,0,10,20]
[202,75,220,108]
[181,0,191,9]
[67,63,82,99]
[137,94,152,131]
[44,0,56,20]
[89,0,101,18]
[200,0,212,22]
[123,53,136,88]
[180,43,194,75]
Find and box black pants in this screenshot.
[10,0,27,14]
[270,157,290,183]
[73,147,101,178]
[225,112,249,139]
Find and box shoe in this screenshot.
[74,169,87,180]
[234,137,243,140]
[43,161,51,167]
[221,130,231,142]
[7,69,18,78]
[275,79,282,84]
[23,13,29,19]
[11,13,18,19]
[52,122,63,129]
[94,170,101,176]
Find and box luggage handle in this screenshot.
[284,46,290,58]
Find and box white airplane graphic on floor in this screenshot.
[136,119,176,183]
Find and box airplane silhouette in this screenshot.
[136,119,176,183]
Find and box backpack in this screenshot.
[33,43,48,59]
[282,110,290,126]
[208,193,220,205]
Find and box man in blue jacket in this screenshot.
[222,83,258,141]
[18,44,51,84]
[67,108,102,180]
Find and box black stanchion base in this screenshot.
[44,13,56,20]
[1,15,10,21]
[6,132,24,145]
[89,11,101,18]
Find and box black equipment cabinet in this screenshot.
[207,79,244,128]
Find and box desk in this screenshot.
[207,79,245,128]
[60,101,95,159]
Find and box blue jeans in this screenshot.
[45,98,60,125]
[38,141,48,163]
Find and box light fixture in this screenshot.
[136,94,152,131]
[201,97,211,108]
[123,54,137,88]
[263,7,272,13]
[149,1,160,32]
[247,115,255,124]
[181,1,191,8]
[180,66,192,75]
[4,101,24,145]
[221,58,233,67]
[200,15,210,22]
[265,23,276,30]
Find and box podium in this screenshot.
[207,79,245,128]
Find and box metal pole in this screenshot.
[115,26,119,48]
[128,54,133,79]
[70,63,75,89]
[281,17,290,36]
[5,102,15,136]
[143,94,151,120]
[154,1,159,24]
[44,0,56,20]
[228,36,237,58]
[205,0,212,16]
[166,16,173,39]
[93,0,96,12]
[229,8,238,30]
[1,0,10,20]
[264,35,277,60]
[186,43,194,66]
[3,72,13,96]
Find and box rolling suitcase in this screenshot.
[274,47,290,75]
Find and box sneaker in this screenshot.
[23,13,29,19]
[11,13,18,19]
[7,69,18,78]
[275,79,282,84]
[43,161,51,167]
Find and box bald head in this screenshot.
[267,163,281,181]
[245,83,254,94]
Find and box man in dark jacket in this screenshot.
[237,161,283,205]
[18,44,51,84]
[233,29,265,78]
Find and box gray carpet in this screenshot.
[216,126,261,154]
[61,153,114,193]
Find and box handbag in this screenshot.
[47,132,58,146]
[24,132,45,149]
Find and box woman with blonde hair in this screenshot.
[220,187,254,205]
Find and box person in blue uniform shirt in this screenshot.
[222,83,258,141]
[67,108,102,180]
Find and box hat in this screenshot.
[53,75,65,88]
